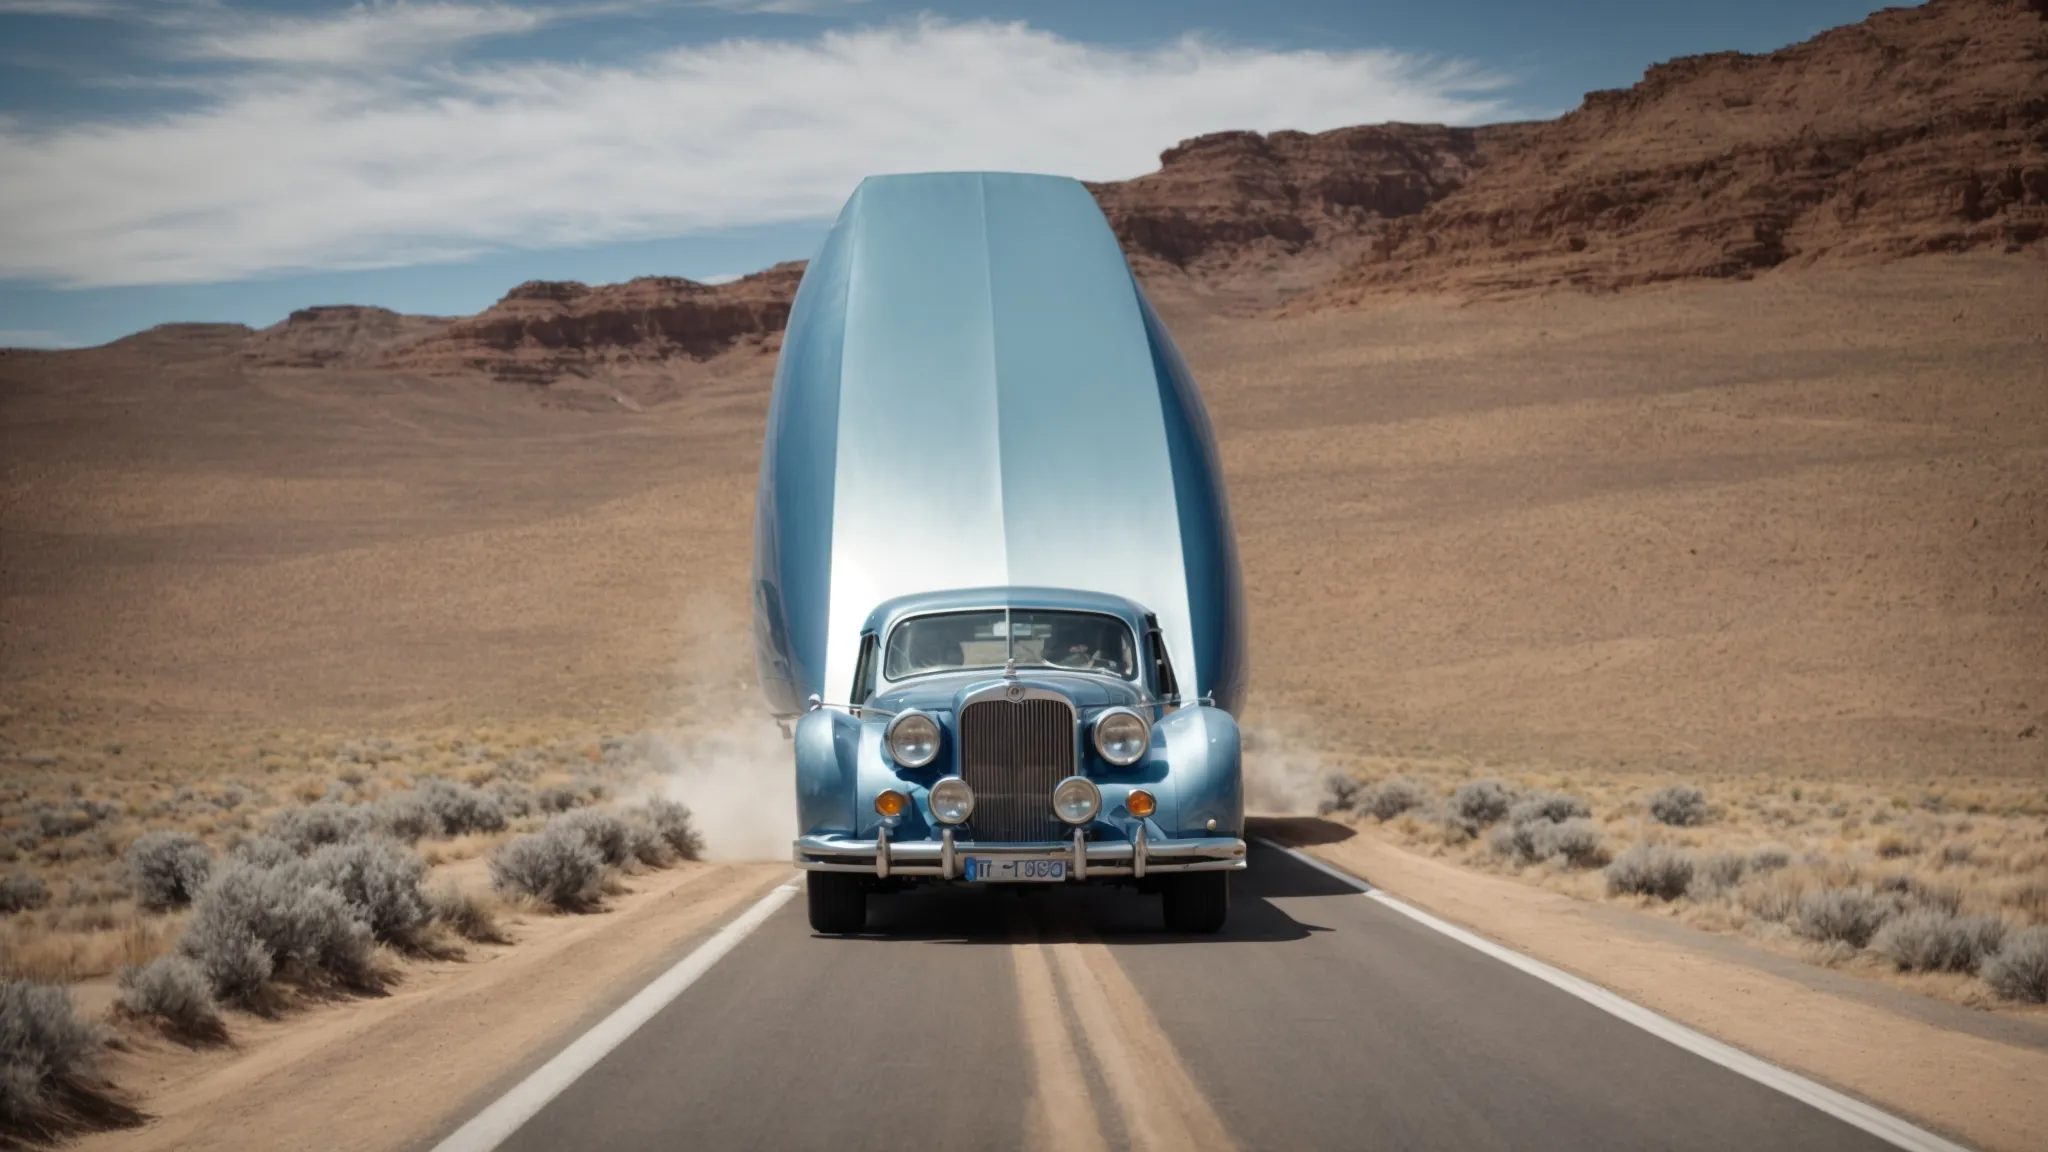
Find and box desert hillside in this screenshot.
[1,0,2043,784]
[50,0,2042,384]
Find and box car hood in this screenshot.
[871,670,1147,716]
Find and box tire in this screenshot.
[1162,871,1229,934]
[806,872,867,935]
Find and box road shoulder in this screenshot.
[76,861,791,1152]
[1263,821,2048,1152]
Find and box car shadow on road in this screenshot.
[843,827,1364,946]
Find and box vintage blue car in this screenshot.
[751,171,1249,934]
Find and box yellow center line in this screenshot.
[1011,911,1112,1152]
[1048,938,1237,1152]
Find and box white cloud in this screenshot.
[697,0,864,12]
[180,2,554,66]
[0,18,1518,288]
[0,0,126,15]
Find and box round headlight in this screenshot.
[1052,776,1102,825]
[929,776,975,825]
[886,711,940,768]
[1092,708,1151,767]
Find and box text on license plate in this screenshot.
[964,857,1067,882]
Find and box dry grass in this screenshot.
[1317,756,2048,1009]
[0,722,670,987]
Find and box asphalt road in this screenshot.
[480,838,1908,1152]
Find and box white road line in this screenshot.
[1255,839,1973,1152]
[430,879,802,1152]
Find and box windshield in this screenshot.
[883,609,1137,681]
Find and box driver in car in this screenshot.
[1045,620,1115,671]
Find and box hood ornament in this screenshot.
[1003,658,1017,679]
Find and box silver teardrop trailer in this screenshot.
[752,171,1250,934]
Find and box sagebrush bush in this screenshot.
[0,873,49,914]
[230,836,299,870]
[491,782,535,820]
[1982,926,2048,1003]
[490,827,603,909]
[373,793,436,842]
[1872,908,2006,973]
[1739,872,1804,923]
[1360,778,1428,822]
[1747,845,1793,873]
[267,802,372,852]
[116,956,224,1042]
[1689,851,1748,899]
[428,884,508,944]
[0,980,130,1141]
[641,798,704,861]
[305,836,429,947]
[125,830,213,911]
[1795,886,1892,947]
[179,859,377,1003]
[415,778,507,837]
[1605,843,1695,900]
[552,810,632,866]
[1648,785,1710,827]
[536,780,601,814]
[1317,773,1362,815]
[1507,791,1590,827]
[1537,819,1609,869]
[1450,779,1519,828]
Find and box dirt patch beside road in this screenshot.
[76,861,789,1152]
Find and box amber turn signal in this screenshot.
[874,790,908,818]
[1127,789,1157,819]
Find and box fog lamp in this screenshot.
[930,776,975,825]
[874,789,908,818]
[1127,789,1157,819]
[1052,776,1102,825]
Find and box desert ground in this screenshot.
[2,254,2045,1148]
[5,257,2042,773]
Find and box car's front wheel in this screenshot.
[1162,871,1229,934]
[806,872,867,934]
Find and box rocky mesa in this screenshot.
[102,0,2048,381]
[1313,0,2048,300]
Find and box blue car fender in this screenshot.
[793,709,862,837]
[1155,705,1242,838]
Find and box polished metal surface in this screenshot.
[792,832,1247,878]
[960,695,1074,843]
[751,172,1249,721]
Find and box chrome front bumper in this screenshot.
[794,827,1247,880]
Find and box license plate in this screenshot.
[964,856,1067,882]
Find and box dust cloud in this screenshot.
[1239,723,1332,816]
[638,603,796,861]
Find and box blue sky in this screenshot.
[0,0,1912,348]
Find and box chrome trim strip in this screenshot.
[1134,823,1147,880]
[795,858,1244,877]
[941,828,955,880]
[794,833,1245,877]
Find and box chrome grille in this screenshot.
[959,698,1074,842]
